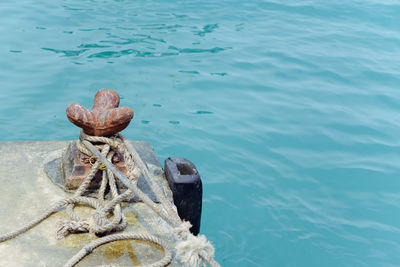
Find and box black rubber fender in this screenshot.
[164,157,202,235]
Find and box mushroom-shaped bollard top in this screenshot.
[66,89,133,136]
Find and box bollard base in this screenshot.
[44,140,165,202]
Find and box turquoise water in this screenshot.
[1,0,400,266]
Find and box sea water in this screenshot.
[1,1,400,266]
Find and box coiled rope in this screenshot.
[0,131,220,267]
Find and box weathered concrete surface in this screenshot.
[0,141,180,267]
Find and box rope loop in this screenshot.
[0,130,220,267]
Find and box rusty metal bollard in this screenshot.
[66,89,134,136]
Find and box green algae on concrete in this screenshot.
[0,141,181,266]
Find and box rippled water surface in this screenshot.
[1,0,400,266]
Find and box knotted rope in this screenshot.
[83,133,220,267]
[57,132,137,239]
[0,131,220,267]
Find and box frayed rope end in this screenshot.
[174,221,216,267]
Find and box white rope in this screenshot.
[82,133,220,267]
[0,132,219,267]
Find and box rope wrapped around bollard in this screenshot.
[0,132,220,267]
[82,132,220,267]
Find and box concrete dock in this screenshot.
[0,141,180,266]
